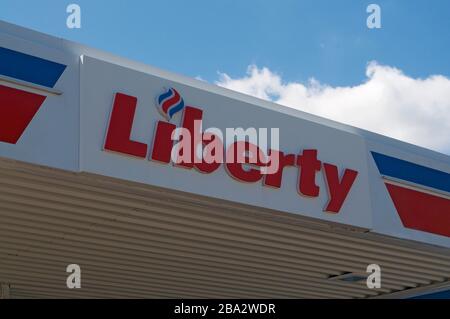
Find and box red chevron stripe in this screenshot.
[0,84,46,144]
[385,183,450,238]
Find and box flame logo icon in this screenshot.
[157,87,185,121]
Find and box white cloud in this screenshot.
[215,62,450,154]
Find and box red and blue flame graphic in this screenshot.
[157,87,185,121]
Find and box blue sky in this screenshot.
[1,0,449,86]
[1,0,450,154]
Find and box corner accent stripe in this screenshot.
[0,47,66,88]
[371,152,450,193]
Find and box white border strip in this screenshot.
[382,175,450,200]
[0,74,62,96]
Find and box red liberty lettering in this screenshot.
[151,121,176,163]
[323,163,358,213]
[104,93,148,158]
[263,151,296,188]
[226,141,267,183]
[296,149,321,197]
